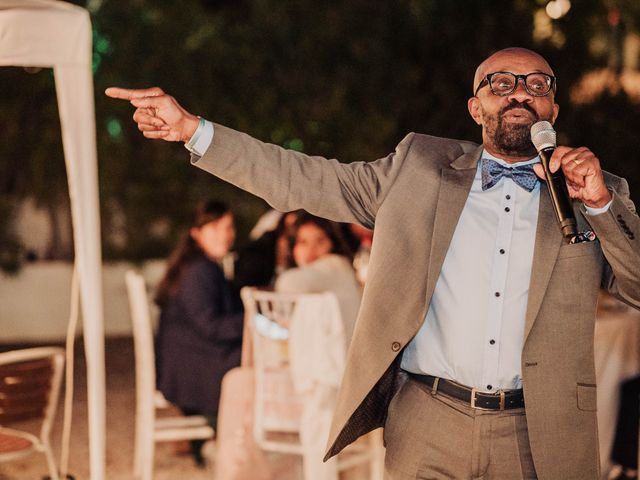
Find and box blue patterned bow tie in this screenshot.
[481,158,538,192]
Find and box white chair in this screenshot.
[125,270,215,480]
[241,287,384,480]
[0,346,65,480]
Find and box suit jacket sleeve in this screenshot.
[582,176,640,308]
[190,123,415,229]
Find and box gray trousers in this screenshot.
[383,377,537,479]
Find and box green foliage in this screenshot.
[1,0,639,265]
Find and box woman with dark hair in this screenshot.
[154,200,243,466]
[275,212,362,342]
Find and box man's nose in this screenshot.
[508,78,533,101]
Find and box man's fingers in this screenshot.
[131,96,168,109]
[104,87,133,100]
[548,146,572,173]
[105,86,165,100]
[559,147,590,167]
[564,159,588,182]
[567,178,584,190]
[138,124,169,132]
[561,148,597,188]
[133,109,167,128]
[142,130,170,139]
[540,145,610,207]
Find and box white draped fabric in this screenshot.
[595,307,640,476]
[0,1,105,478]
[289,293,346,480]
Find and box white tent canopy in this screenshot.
[0,1,105,478]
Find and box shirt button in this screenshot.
[487,385,493,390]
[494,292,501,297]
[499,248,505,254]
[391,341,401,352]
[489,339,496,345]
[505,195,511,200]
[504,207,511,212]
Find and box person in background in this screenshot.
[154,200,243,466]
[349,223,374,285]
[608,375,640,480]
[233,210,300,289]
[275,212,362,343]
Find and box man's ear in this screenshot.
[551,103,559,124]
[468,97,482,125]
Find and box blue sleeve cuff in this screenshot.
[184,119,214,156]
[584,198,613,216]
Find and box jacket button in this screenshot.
[391,342,401,352]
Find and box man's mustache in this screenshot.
[500,101,538,119]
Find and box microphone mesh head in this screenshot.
[530,120,556,151]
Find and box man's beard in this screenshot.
[485,101,547,157]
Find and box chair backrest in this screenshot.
[241,288,305,443]
[125,271,156,432]
[241,287,347,453]
[0,347,65,440]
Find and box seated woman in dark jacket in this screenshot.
[154,200,243,465]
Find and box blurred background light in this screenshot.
[546,0,571,20]
[106,117,123,140]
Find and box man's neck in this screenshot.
[483,145,537,164]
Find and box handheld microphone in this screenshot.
[530,121,578,239]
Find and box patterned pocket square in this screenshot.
[570,230,597,244]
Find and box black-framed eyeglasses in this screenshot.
[474,71,556,97]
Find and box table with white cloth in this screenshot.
[594,304,640,477]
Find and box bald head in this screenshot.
[473,48,555,94]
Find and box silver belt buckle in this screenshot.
[470,388,506,411]
[470,388,481,409]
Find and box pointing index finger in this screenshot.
[104,86,165,100]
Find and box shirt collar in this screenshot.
[481,149,540,167]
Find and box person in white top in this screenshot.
[275,212,362,344]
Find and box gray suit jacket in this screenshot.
[192,124,640,480]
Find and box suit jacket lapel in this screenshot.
[426,146,481,298]
[523,182,563,342]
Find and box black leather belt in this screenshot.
[409,373,525,411]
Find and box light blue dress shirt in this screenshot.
[401,152,540,392]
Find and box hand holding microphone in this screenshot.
[530,121,611,239]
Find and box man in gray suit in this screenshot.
[108,47,640,479]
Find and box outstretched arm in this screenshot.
[105,87,200,142]
[105,86,413,227]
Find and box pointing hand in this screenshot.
[105,87,200,143]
